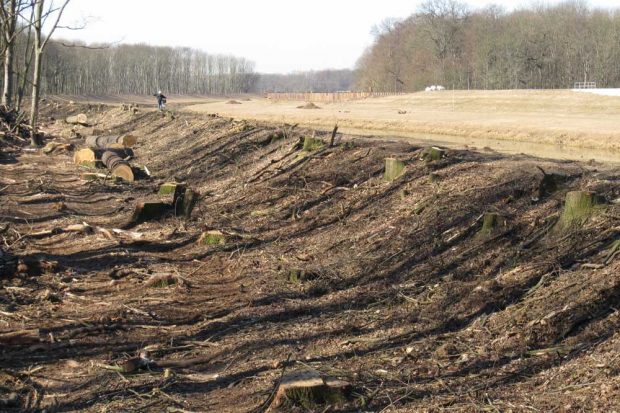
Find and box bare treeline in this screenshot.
[256,69,355,93]
[41,42,258,95]
[356,0,620,92]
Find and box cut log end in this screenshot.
[112,164,134,182]
[384,157,405,182]
[66,113,88,125]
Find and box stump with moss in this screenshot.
[478,213,507,237]
[384,158,405,182]
[420,146,446,162]
[555,191,604,231]
[198,230,226,246]
[302,136,324,152]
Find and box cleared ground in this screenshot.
[1,102,619,412]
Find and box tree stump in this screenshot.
[384,158,405,181]
[302,136,324,152]
[478,213,507,237]
[198,230,226,246]
[65,113,88,125]
[267,369,350,412]
[129,202,171,225]
[420,146,446,162]
[179,188,197,218]
[556,191,603,230]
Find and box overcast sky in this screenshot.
[56,0,618,74]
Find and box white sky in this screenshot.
[56,0,619,74]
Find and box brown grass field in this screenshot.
[179,90,620,163]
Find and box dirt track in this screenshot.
[1,102,620,412]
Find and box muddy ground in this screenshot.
[1,101,619,412]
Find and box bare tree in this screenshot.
[29,0,69,146]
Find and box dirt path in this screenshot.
[1,102,619,411]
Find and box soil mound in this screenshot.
[297,102,321,109]
[226,100,242,105]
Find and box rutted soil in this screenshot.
[1,101,619,412]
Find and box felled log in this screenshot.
[0,329,40,345]
[80,172,121,182]
[43,141,74,154]
[384,158,405,181]
[267,369,350,412]
[65,113,88,125]
[85,134,137,148]
[101,150,134,182]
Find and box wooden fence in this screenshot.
[266,92,404,103]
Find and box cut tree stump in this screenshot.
[556,191,604,230]
[101,151,134,182]
[198,230,226,246]
[129,202,171,225]
[536,166,568,199]
[267,369,350,412]
[384,158,405,181]
[420,146,446,162]
[302,136,324,152]
[179,188,197,217]
[478,213,507,237]
[66,113,88,125]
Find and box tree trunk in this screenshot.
[29,0,43,146]
[1,0,16,108]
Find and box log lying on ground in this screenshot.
[384,158,405,181]
[555,191,604,231]
[85,134,137,148]
[267,369,350,412]
[101,150,134,182]
[66,113,88,125]
[0,329,40,345]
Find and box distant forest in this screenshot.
[3,0,619,99]
[356,0,620,91]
